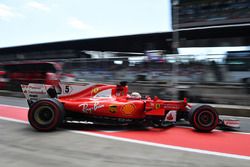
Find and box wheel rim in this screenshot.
[197,110,214,127]
[34,106,55,125]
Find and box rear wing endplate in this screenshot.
[21,83,50,103]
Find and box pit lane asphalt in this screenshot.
[0,96,249,167]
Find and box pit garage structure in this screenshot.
[0,24,250,61]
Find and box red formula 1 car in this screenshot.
[21,81,240,132]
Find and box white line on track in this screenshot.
[70,130,250,161]
[221,115,250,120]
[0,116,28,124]
[175,125,250,135]
[0,115,250,160]
[0,104,28,110]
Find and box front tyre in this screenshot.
[28,98,64,131]
[189,105,218,132]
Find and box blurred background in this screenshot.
[0,0,249,106]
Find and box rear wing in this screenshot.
[21,81,127,105]
[21,82,96,104]
[21,83,50,103]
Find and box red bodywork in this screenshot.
[58,83,188,119]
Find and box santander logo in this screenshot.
[165,110,176,122]
[167,113,173,120]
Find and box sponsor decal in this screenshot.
[163,104,179,110]
[109,105,117,113]
[167,113,173,120]
[79,102,104,114]
[25,84,48,102]
[121,103,136,116]
[64,85,72,94]
[28,91,46,95]
[29,86,43,89]
[223,120,240,128]
[155,103,161,109]
[92,88,100,94]
[164,110,177,122]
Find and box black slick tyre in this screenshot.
[28,98,64,131]
[189,104,218,132]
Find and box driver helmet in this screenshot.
[131,92,141,99]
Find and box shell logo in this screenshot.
[121,103,136,115]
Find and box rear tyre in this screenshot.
[189,105,218,132]
[28,98,64,131]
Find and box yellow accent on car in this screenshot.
[155,103,161,109]
[109,105,117,113]
[121,104,135,115]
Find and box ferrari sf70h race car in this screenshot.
[21,81,240,132]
